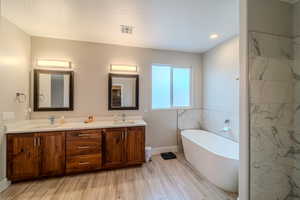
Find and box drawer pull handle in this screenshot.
[34,137,37,147]
[77,134,90,137]
[79,162,90,165]
[77,146,90,149]
[38,137,41,146]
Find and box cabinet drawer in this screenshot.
[67,130,101,141]
[66,140,101,156]
[66,154,102,174]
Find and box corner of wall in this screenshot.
[0,13,31,187]
[201,36,240,142]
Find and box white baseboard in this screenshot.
[152,145,178,155]
[0,178,10,192]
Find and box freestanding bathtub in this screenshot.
[181,129,239,192]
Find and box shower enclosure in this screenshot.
[249,0,300,199]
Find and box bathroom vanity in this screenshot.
[5,70,146,182]
[6,120,146,182]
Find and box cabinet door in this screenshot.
[7,134,39,181]
[39,132,65,176]
[125,127,145,165]
[103,128,126,168]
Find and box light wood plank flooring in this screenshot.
[0,154,237,200]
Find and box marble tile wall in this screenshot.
[177,109,202,153]
[177,109,202,130]
[290,37,300,199]
[201,109,237,142]
[177,108,238,142]
[249,31,300,200]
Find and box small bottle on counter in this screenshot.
[84,115,95,123]
[59,116,66,125]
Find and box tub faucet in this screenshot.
[48,116,55,125]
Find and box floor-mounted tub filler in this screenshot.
[181,129,239,192]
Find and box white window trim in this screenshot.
[151,64,193,111]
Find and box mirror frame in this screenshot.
[34,69,74,112]
[108,73,139,110]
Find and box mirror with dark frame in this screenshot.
[34,69,74,111]
[108,73,139,110]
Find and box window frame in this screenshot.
[151,64,193,110]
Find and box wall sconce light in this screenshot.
[110,65,138,73]
[37,59,71,69]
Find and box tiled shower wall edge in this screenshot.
[249,30,300,200]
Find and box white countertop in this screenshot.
[5,119,147,134]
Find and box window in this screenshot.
[152,65,191,109]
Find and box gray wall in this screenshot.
[293,2,300,38]
[0,16,31,182]
[202,37,239,142]
[30,36,203,148]
[248,0,293,37]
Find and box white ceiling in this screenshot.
[1,0,239,53]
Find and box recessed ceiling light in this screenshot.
[210,34,219,39]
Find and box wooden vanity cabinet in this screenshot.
[126,127,145,165]
[7,134,40,181]
[39,132,65,177]
[103,128,126,168]
[66,129,102,174]
[103,126,145,168]
[7,126,145,182]
[7,132,65,182]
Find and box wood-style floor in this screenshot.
[0,154,237,200]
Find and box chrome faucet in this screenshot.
[121,113,126,122]
[48,116,55,125]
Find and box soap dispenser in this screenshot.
[222,119,231,132]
